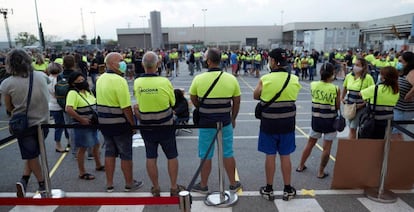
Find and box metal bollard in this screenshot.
[365,119,397,203]
[205,122,238,207]
[33,125,65,199]
[179,190,191,212]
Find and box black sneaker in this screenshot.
[16,179,27,198]
[260,186,275,201]
[191,182,208,194]
[282,186,296,201]
[229,181,242,193]
[124,180,144,192]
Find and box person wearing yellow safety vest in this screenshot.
[169,49,179,76]
[245,52,253,75]
[254,51,262,78]
[194,50,202,72]
[300,55,309,80]
[297,63,339,179]
[65,72,104,181]
[221,51,229,72]
[124,54,134,80]
[360,66,399,139]
[96,52,143,193]
[372,54,390,83]
[32,54,48,73]
[387,54,398,68]
[54,54,63,66]
[253,48,301,201]
[133,51,185,197]
[189,48,242,194]
[293,54,301,77]
[341,58,375,139]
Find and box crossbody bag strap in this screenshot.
[372,85,378,116]
[25,71,34,117]
[76,90,96,112]
[335,86,341,115]
[262,73,291,108]
[199,71,223,104]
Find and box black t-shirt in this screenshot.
[133,57,144,74]
[344,54,353,67]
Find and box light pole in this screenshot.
[139,15,146,50]
[0,8,12,48]
[90,11,96,48]
[202,9,207,46]
[281,10,284,26]
[34,0,44,49]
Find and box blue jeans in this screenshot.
[50,110,69,142]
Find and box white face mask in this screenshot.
[353,66,363,73]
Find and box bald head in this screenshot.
[105,52,123,73]
[142,51,159,73]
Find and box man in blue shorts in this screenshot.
[253,48,301,201]
[189,48,242,194]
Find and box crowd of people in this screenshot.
[0,45,413,203]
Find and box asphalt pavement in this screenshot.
[0,62,413,212]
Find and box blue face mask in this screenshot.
[118,61,127,73]
[396,62,404,71]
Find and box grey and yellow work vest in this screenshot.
[310,81,338,133]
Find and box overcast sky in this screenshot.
[0,0,413,42]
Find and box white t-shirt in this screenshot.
[48,75,62,111]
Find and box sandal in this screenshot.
[296,166,307,172]
[79,173,95,180]
[95,166,105,171]
[151,187,161,197]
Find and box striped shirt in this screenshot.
[395,76,414,111]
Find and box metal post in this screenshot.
[205,122,238,207]
[179,190,191,212]
[33,125,65,198]
[365,119,397,203]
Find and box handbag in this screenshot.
[333,87,346,132]
[9,72,33,136]
[193,71,223,125]
[255,72,291,119]
[358,85,378,139]
[342,103,356,120]
[77,90,99,125]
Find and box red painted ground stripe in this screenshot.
[0,197,179,206]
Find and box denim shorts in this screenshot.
[309,129,337,141]
[143,132,178,159]
[17,127,49,160]
[392,109,414,134]
[199,124,234,159]
[348,108,364,129]
[258,131,296,155]
[74,128,99,148]
[104,133,133,160]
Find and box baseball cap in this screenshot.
[268,48,287,66]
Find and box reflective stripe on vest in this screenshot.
[139,107,173,125]
[199,98,232,114]
[347,90,364,104]
[261,101,296,119]
[97,105,127,124]
[312,103,336,118]
[371,105,394,120]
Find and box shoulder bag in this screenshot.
[193,71,223,125]
[255,73,291,119]
[9,72,33,136]
[342,77,365,120]
[333,87,346,132]
[358,85,378,139]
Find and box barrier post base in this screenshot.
[365,188,397,203]
[204,191,238,207]
[33,189,65,199]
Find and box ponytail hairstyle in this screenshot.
[320,62,335,81]
[380,66,399,94]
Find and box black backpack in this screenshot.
[54,73,70,109]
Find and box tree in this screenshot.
[15,32,38,46]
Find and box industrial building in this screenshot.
[117,12,413,52]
